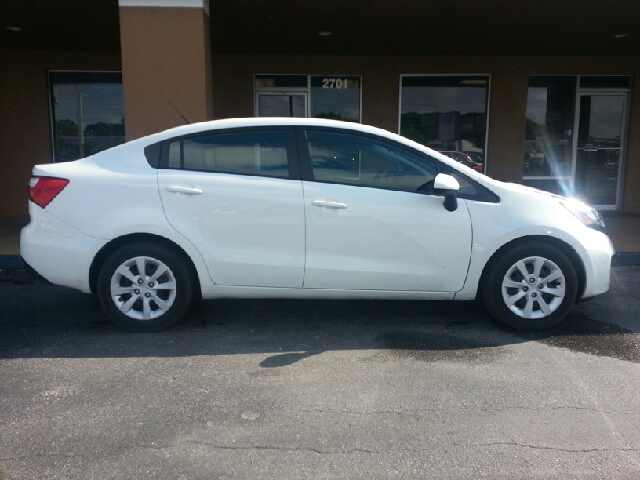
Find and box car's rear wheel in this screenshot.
[482,242,578,330]
[97,242,193,332]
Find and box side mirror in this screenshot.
[433,173,459,212]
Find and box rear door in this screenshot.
[157,127,305,288]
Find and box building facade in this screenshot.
[2,0,639,223]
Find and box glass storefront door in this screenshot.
[256,92,307,117]
[254,75,362,122]
[523,77,630,210]
[575,93,627,208]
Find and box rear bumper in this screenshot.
[20,204,106,293]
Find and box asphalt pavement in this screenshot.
[1,267,640,479]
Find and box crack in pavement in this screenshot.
[2,440,639,462]
[303,405,637,416]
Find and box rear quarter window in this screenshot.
[163,129,290,179]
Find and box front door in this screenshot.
[574,92,627,209]
[299,128,473,292]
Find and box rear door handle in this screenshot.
[166,185,203,195]
[312,200,348,209]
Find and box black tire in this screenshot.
[482,242,578,330]
[97,242,193,332]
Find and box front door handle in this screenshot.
[312,200,348,209]
[166,185,203,195]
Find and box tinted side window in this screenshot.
[305,130,437,192]
[167,130,289,178]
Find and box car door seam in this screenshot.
[156,170,217,285]
[454,199,474,298]
[301,179,308,289]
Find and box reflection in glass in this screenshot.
[400,76,488,171]
[310,76,361,122]
[578,96,624,148]
[575,94,625,206]
[575,149,620,206]
[523,77,576,182]
[258,95,306,117]
[170,130,289,178]
[305,129,437,191]
[50,73,124,162]
[523,78,627,206]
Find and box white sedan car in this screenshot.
[21,118,613,331]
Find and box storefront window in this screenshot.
[400,75,489,171]
[309,76,360,122]
[255,75,361,122]
[49,71,124,162]
[522,76,576,194]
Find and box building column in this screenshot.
[118,0,213,140]
[622,66,640,214]
[485,63,529,183]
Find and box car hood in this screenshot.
[500,181,564,199]
[482,177,568,203]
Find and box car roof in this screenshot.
[136,117,460,164]
[140,117,396,144]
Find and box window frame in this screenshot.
[156,126,302,181]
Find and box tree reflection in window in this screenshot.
[49,72,124,162]
[400,76,489,172]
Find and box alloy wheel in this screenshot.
[501,256,566,320]
[110,256,177,321]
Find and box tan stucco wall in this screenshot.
[119,6,213,141]
[210,54,536,180]
[1,49,638,218]
[624,68,640,214]
[0,49,121,220]
[211,54,640,213]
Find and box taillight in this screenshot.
[28,176,69,208]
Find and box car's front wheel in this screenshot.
[482,242,578,330]
[97,242,193,332]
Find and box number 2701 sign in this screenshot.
[322,78,349,89]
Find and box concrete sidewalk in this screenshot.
[2,214,640,268]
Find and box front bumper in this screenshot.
[579,229,615,299]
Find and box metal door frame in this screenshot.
[255,90,308,118]
[572,87,629,210]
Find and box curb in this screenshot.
[611,252,640,267]
[2,253,640,271]
[0,255,26,268]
